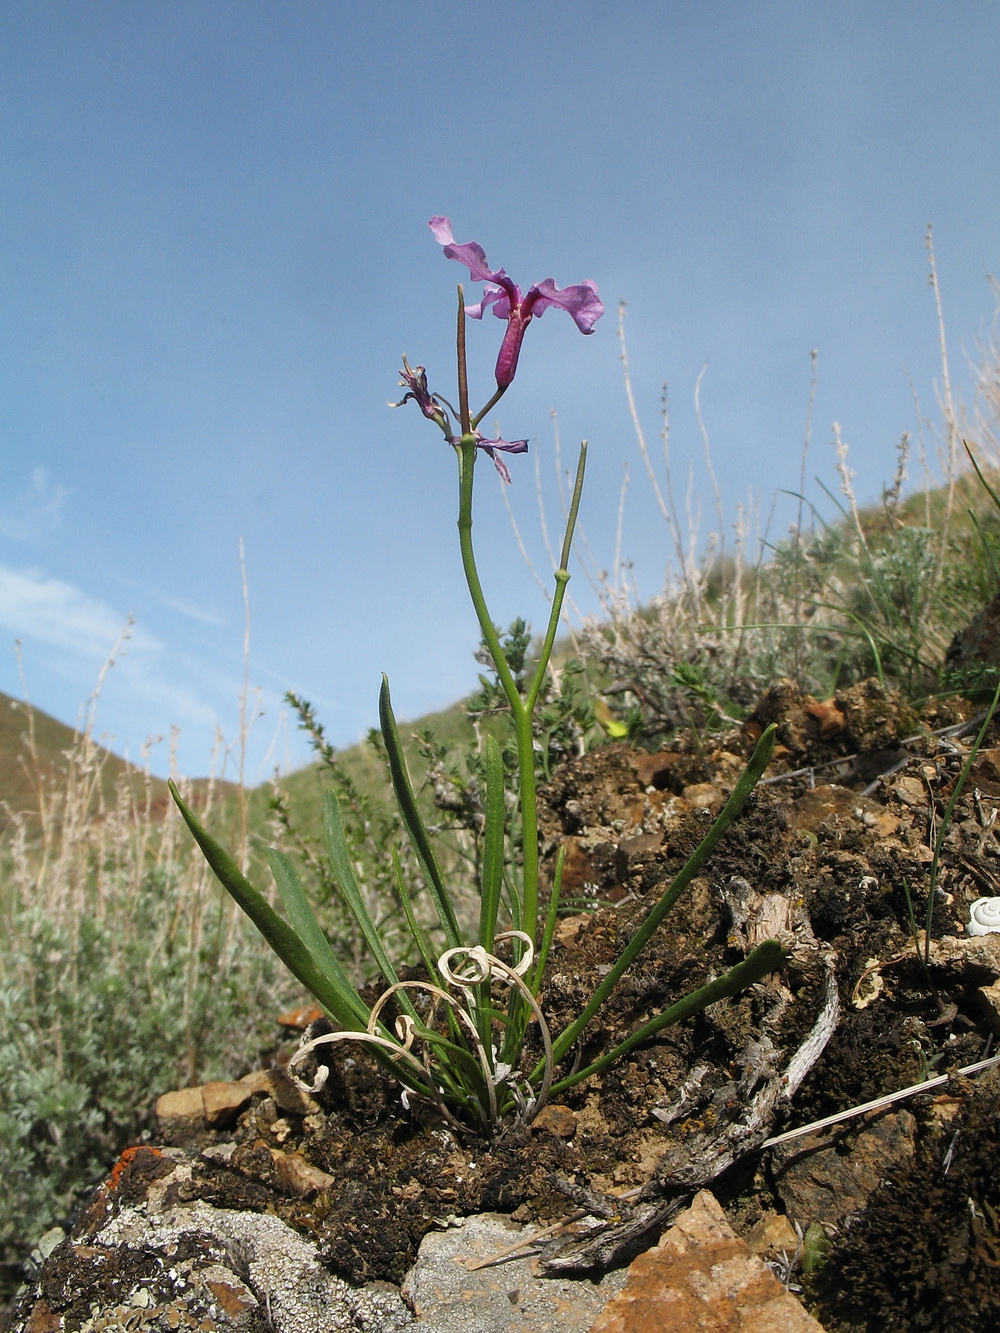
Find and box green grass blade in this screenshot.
[322,789,423,1023]
[391,847,439,982]
[965,441,1000,516]
[544,723,778,1072]
[549,940,786,1095]
[265,847,371,1028]
[168,781,368,1032]
[969,508,1000,585]
[478,732,506,951]
[379,675,463,950]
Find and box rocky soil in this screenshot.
[7,676,1000,1332]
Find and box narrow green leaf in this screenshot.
[965,441,1000,516]
[168,781,368,1032]
[322,790,423,1024]
[969,509,1000,585]
[549,940,787,1094]
[391,847,439,983]
[265,848,370,1029]
[545,724,778,1071]
[379,676,463,950]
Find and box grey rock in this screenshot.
[401,1212,628,1333]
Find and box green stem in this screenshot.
[472,383,509,429]
[455,440,539,946]
[526,443,587,715]
[456,445,524,719]
[456,286,472,435]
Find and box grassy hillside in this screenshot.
[0,689,175,827]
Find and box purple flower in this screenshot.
[429,217,603,388]
[450,430,529,484]
[391,355,449,428]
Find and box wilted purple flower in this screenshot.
[391,355,449,429]
[450,430,529,484]
[429,217,603,388]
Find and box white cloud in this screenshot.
[157,594,227,627]
[111,573,229,628]
[0,562,301,777]
[0,565,141,657]
[0,468,68,542]
[0,565,227,728]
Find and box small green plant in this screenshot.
[171,217,785,1135]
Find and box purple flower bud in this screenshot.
[429,217,603,388]
[391,355,449,428]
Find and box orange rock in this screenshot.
[978,979,1000,1034]
[531,1105,578,1137]
[23,1298,60,1333]
[804,697,846,740]
[201,1079,258,1127]
[276,1003,325,1029]
[893,775,926,807]
[559,836,600,895]
[681,783,724,815]
[265,1067,321,1116]
[154,1085,205,1122]
[629,749,681,788]
[238,1068,273,1095]
[555,914,591,948]
[268,1148,337,1197]
[207,1280,256,1317]
[589,1190,826,1332]
[746,1211,801,1259]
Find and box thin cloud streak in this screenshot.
[0,561,304,777]
[0,469,68,542]
[0,565,140,657]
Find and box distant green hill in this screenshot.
[270,696,474,813]
[0,690,178,827]
[0,684,472,848]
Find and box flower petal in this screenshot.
[429,216,521,313]
[482,447,512,484]
[525,279,604,334]
[464,288,507,322]
[392,356,449,425]
[479,436,529,484]
[478,437,529,454]
[428,216,504,285]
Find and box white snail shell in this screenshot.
[967,898,1000,936]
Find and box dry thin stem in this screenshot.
[693,363,725,558]
[612,463,629,600]
[926,224,960,554]
[237,538,251,870]
[618,302,668,525]
[762,1052,1000,1151]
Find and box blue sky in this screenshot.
[3,1,1000,780]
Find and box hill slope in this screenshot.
[0,690,173,824]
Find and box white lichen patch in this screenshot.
[95,1200,412,1332]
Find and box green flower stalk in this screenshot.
[170,217,785,1135]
